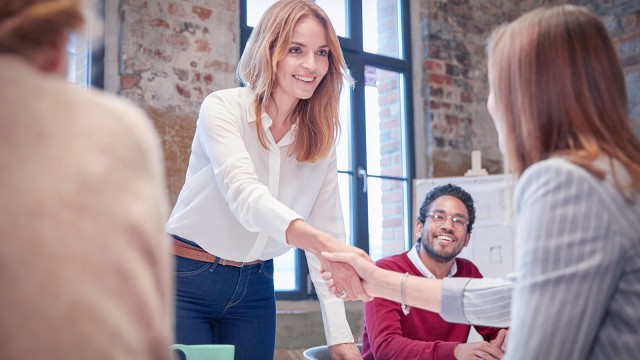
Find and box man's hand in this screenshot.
[454,341,504,360]
[328,343,362,360]
[490,329,508,352]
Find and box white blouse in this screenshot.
[166,86,353,345]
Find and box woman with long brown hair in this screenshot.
[323,5,640,359]
[166,1,369,359]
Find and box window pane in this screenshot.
[337,77,352,172]
[364,66,406,178]
[247,0,348,38]
[246,0,279,27]
[338,173,353,246]
[362,0,403,59]
[66,32,91,87]
[274,248,296,291]
[367,177,407,260]
[315,0,348,38]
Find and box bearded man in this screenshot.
[361,184,507,360]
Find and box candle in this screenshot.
[472,150,482,171]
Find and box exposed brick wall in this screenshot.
[418,0,516,178]
[376,0,405,258]
[582,0,640,139]
[111,0,639,202]
[418,0,640,178]
[117,0,239,203]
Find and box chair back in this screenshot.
[303,344,362,360]
[169,344,235,360]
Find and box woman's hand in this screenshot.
[323,251,444,313]
[328,343,362,360]
[321,251,380,299]
[454,341,504,360]
[320,244,374,302]
[285,220,374,301]
[490,329,508,352]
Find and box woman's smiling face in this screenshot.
[273,16,330,103]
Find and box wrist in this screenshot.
[286,219,337,255]
[453,343,462,358]
[400,272,410,315]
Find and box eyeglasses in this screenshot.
[427,212,468,230]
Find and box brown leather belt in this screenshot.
[171,238,262,267]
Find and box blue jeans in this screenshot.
[174,243,276,360]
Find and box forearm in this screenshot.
[373,336,456,359]
[285,219,344,255]
[286,219,353,257]
[440,277,513,327]
[367,269,442,313]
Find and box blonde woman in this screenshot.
[323,5,640,360]
[0,0,172,359]
[166,1,369,358]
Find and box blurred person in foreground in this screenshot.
[0,0,173,359]
[323,4,640,360]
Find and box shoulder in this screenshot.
[199,87,255,120]
[516,157,640,246]
[82,89,160,152]
[376,252,411,272]
[518,157,584,188]
[202,87,254,107]
[454,257,483,278]
[515,158,596,208]
[515,157,634,211]
[2,59,159,159]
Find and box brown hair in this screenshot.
[237,0,353,162]
[0,0,84,56]
[487,5,640,192]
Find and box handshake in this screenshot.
[318,245,378,302]
[318,244,447,317]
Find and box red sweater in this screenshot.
[361,253,504,359]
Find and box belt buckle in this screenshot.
[221,258,244,267]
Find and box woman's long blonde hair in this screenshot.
[487,5,640,192]
[237,0,353,162]
[0,0,84,56]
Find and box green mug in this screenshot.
[169,344,235,360]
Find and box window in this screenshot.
[66,0,104,88]
[241,0,414,299]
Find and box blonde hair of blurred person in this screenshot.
[0,0,83,73]
[0,1,172,359]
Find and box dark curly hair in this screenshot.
[417,183,475,233]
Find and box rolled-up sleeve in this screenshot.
[305,148,354,345]
[305,249,354,345]
[441,277,472,324]
[441,277,515,328]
